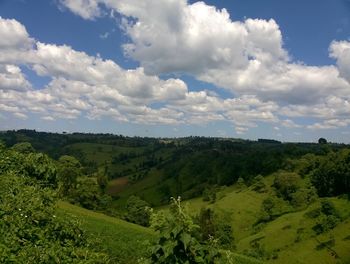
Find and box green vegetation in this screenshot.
[1,130,350,263]
[57,201,155,263]
[0,143,108,263]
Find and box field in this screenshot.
[2,131,350,263]
[57,201,156,263]
[57,201,264,264]
[179,176,350,264]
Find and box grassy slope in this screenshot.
[57,201,263,264]
[58,141,350,263]
[179,176,350,264]
[57,201,156,263]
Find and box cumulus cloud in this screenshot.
[0,16,190,124]
[0,16,284,131]
[330,40,350,82]
[0,17,33,50]
[0,65,31,91]
[2,0,350,136]
[59,0,102,20]
[60,1,350,105]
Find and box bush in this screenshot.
[311,149,350,197]
[273,172,301,200]
[11,142,35,153]
[68,177,104,210]
[257,195,292,223]
[311,200,340,234]
[202,187,217,203]
[125,195,152,227]
[312,215,340,234]
[252,175,267,193]
[146,197,221,264]
[0,172,109,263]
[197,208,234,249]
[291,187,317,208]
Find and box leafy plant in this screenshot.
[0,172,109,263]
[147,197,221,263]
[125,195,152,227]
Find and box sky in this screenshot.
[0,0,350,142]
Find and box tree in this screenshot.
[0,156,108,262]
[273,172,300,200]
[197,208,234,249]
[311,150,350,197]
[69,177,103,210]
[11,142,35,153]
[318,138,327,144]
[57,155,82,196]
[147,197,220,264]
[25,153,57,185]
[125,195,152,227]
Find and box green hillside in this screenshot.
[57,201,263,264]
[57,201,156,263]
[178,176,350,264]
[1,130,350,263]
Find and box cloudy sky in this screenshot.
[0,0,350,142]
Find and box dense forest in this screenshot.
[0,130,350,263]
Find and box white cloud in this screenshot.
[307,119,350,130]
[0,17,33,50]
[330,40,350,82]
[0,64,31,91]
[60,0,102,20]
[281,119,302,128]
[0,16,189,123]
[99,32,110,39]
[2,1,350,136]
[59,1,350,106]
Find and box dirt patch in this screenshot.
[107,176,129,195]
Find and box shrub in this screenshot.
[202,187,217,203]
[197,208,234,249]
[252,175,267,193]
[0,172,109,263]
[273,172,301,200]
[125,195,152,227]
[291,187,317,208]
[147,197,221,264]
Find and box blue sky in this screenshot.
[0,0,349,142]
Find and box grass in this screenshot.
[57,201,156,263]
[57,201,264,264]
[164,176,350,264]
[58,142,350,263]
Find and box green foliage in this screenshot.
[312,200,341,234]
[148,197,221,264]
[318,138,328,144]
[258,195,292,223]
[57,155,82,196]
[11,142,35,153]
[237,177,246,189]
[126,195,152,227]
[202,187,217,203]
[58,201,156,264]
[320,199,339,217]
[310,149,350,197]
[0,172,109,263]
[251,175,267,193]
[290,187,317,208]
[0,147,57,185]
[68,177,104,210]
[273,172,301,201]
[25,153,57,184]
[312,215,340,235]
[197,208,234,249]
[97,173,109,190]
